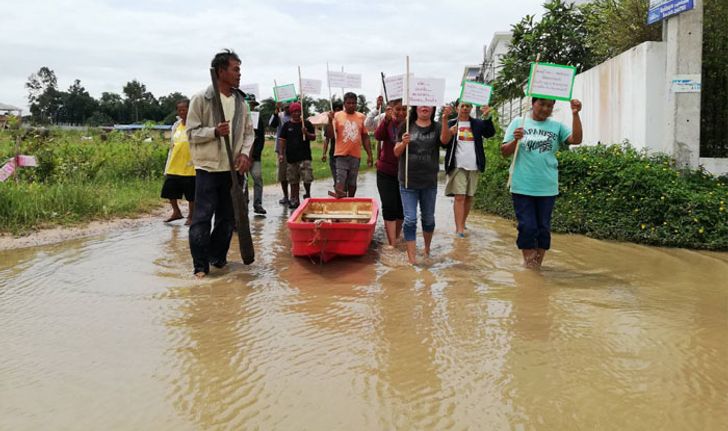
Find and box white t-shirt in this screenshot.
[454,120,478,170]
[220,92,236,142]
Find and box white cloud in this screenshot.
[0,0,544,113]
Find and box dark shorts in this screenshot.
[377,170,403,221]
[335,156,360,190]
[161,174,195,201]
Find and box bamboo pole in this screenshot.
[326,62,337,142]
[298,66,305,139]
[405,56,410,189]
[340,66,345,102]
[507,53,541,189]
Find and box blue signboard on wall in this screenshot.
[648,0,695,24]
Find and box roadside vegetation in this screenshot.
[0,128,341,234]
[476,129,728,251]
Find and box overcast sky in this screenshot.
[1,0,546,113]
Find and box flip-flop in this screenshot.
[164,214,184,223]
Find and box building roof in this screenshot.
[0,102,22,112]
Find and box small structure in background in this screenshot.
[0,102,23,129]
[100,124,173,139]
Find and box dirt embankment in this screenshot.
[0,207,169,251]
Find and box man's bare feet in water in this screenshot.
[164,212,184,223]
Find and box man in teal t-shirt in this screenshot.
[501,97,583,269]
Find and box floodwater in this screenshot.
[1,171,727,431]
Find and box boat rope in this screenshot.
[309,219,332,263]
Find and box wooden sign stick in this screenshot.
[298,66,306,139]
[326,62,337,141]
[405,55,410,189]
[507,53,541,189]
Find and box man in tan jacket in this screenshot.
[186,49,254,277]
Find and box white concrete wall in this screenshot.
[552,41,668,153]
[698,158,728,176]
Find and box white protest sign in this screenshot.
[382,73,414,101]
[328,71,347,88]
[0,158,17,182]
[408,77,446,107]
[526,62,576,101]
[250,111,260,129]
[301,78,322,95]
[240,84,260,100]
[274,83,298,102]
[459,81,493,106]
[327,71,361,89]
[345,73,361,89]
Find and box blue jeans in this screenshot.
[511,193,556,250]
[399,186,437,241]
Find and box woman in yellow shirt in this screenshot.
[161,99,196,225]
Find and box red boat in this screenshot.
[287,197,379,262]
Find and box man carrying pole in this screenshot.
[186,49,255,278]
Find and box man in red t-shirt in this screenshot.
[326,92,372,197]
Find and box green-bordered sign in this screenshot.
[526,62,576,101]
[459,80,493,106]
[273,83,298,102]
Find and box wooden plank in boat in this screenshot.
[302,213,371,220]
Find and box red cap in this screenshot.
[288,102,302,112]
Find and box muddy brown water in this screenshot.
[1,172,727,430]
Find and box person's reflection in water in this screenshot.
[376,268,445,428]
[154,224,189,277]
[501,269,563,428]
[164,275,258,429]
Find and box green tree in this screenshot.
[357,94,370,114]
[122,80,159,123]
[86,111,114,127]
[60,79,97,125]
[581,0,662,63]
[99,92,125,123]
[259,97,276,130]
[314,97,341,113]
[492,0,596,105]
[701,0,728,157]
[158,91,187,124]
[25,66,57,105]
[300,95,316,117]
[25,67,61,123]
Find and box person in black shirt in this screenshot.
[278,102,315,209]
[246,96,267,215]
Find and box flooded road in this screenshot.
[2,171,727,430]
